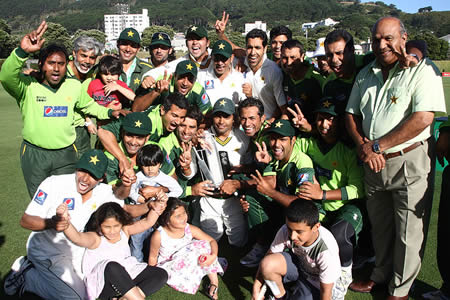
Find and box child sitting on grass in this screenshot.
[149,198,223,300]
[57,198,167,300]
[252,199,341,300]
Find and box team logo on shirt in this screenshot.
[204,80,215,90]
[43,106,68,117]
[201,93,209,104]
[297,173,309,185]
[33,189,48,205]
[63,198,75,210]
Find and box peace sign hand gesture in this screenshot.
[396,46,419,69]
[215,11,229,36]
[254,141,271,164]
[21,20,47,54]
[155,70,172,94]
[287,103,311,132]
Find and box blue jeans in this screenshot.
[130,227,154,262]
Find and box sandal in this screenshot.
[206,283,218,300]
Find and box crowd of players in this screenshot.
[0,11,448,300]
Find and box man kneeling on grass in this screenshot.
[252,199,341,300]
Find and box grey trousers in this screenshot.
[364,140,435,296]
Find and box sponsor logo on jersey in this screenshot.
[201,93,209,104]
[63,198,75,210]
[204,80,215,90]
[33,189,47,205]
[315,166,332,180]
[43,106,68,117]
[166,153,171,164]
[36,96,47,102]
[297,173,309,185]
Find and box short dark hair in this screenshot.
[285,199,319,227]
[137,144,164,167]
[158,197,188,227]
[324,29,355,53]
[38,44,69,71]
[281,39,305,55]
[98,55,123,76]
[185,105,203,126]
[162,92,189,112]
[246,29,268,47]
[238,97,264,117]
[270,25,292,41]
[85,202,134,235]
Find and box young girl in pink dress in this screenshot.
[149,198,223,299]
[57,200,167,300]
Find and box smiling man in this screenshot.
[346,17,446,299]
[4,150,161,300]
[116,27,153,95]
[243,29,287,122]
[99,93,188,178]
[133,60,211,114]
[0,21,123,198]
[268,25,292,65]
[197,40,245,105]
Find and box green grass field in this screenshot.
[0,78,449,300]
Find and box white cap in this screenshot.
[312,37,326,58]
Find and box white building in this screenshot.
[172,33,188,53]
[104,8,150,45]
[302,18,339,31]
[243,21,267,36]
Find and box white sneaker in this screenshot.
[240,243,267,267]
[4,256,33,296]
[423,290,450,300]
[332,265,353,300]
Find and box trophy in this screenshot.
[194,131,231,195]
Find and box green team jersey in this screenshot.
[322,53,375,107]
[101,104,170,143]
[120,58,153,93]
[0,48,112,149]
[263,142,315,196]
[136,76,212,115]
[104,140,174,185]
[283,64,324,123]
[66,63,96,127]
[158,133,200,198]
[296,137,365,211]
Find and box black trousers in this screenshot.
[99,262,168,300]
[437,166,450,296]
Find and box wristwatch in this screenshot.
[372,140,382,154]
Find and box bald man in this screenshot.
[345,17,446,299]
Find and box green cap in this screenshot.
[122,112,152,135]
[314,96,344,116]
[211,40,232,58]
[175,60,198,78]
[118,28,141,45]
[76,149,108,179]
[150,32,171,47]
[213,98,235,115]
[186,25,208,39]
[267,119,296,137]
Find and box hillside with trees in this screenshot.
[0,0,448,59]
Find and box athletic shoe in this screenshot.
[352,254,376,269]
[332,265,353,300]
[218,257,228,274]
[423,290,450,300]
[4,256,33,296]
[240,243,267,267]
